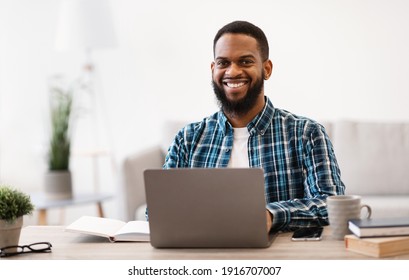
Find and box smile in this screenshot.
[223,80,248,88]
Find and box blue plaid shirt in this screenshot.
[164,96,345,231]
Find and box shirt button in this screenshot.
[225,148,230,153]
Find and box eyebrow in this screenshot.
[215,55,257,61]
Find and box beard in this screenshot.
[212,75,264,117]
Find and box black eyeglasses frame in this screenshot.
[0,242,52,257]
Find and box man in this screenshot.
[164,20,345,232]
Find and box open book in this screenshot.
[65,216,150,242]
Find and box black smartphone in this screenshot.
[291,227,323,241]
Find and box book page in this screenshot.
[114,220,150,241]
[66,216,126,238]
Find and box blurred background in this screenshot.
[1,0,409,225]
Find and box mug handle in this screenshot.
[360,204,372,219]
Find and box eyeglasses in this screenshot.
[0,242,52,257]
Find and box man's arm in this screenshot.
[266,124,345,231]
[266,210,273,232]
[163,129,188,169]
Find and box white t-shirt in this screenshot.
[227,127,250,168]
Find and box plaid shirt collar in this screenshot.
[217,96,275,136]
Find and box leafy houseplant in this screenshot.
[0,185,34,249]
[44,77,74,200]
[49,83,73,171]
[0,185,34,223]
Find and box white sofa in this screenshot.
[328,121,409,219]
[122,120,409,221]
[122,121,187,221]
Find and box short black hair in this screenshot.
[213,20,269,61]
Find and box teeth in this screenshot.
[226,82,245,88]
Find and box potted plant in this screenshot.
[0,185,34,250]
[44,76,74,200]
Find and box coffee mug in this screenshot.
[326,195,371,240]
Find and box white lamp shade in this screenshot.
[55,0,117,51]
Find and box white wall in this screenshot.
[1,0,409,224]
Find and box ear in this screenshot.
[263,59,273,80]
[211,61,215,73]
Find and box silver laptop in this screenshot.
[143,168,275,248]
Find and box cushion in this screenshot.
[361,196,409,219]
[333,121,409,195]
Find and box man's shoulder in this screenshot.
[177,112,221,137]
[274,107,315,123]
[273,107,324,132]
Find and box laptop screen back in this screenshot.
[144,168,271,248]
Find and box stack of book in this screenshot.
[345,217,409,257]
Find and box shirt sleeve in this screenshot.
[267,124,345,231]
[163,128,188,169]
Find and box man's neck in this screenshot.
[224,95,266,128]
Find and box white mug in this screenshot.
[326,195,371,240]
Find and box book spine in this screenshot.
[361,227,409,237]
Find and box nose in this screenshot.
[225,62,242,77]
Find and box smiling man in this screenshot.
[163,21,345,232]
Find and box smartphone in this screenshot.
[291,227,323,241]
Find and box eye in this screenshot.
[216,60,229,68]
[240,59,254,66]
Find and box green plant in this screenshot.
[0,185,34,223]
[48,82,73,171]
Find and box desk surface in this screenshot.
[11,226,409,260]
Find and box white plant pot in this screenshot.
[44,170,73,200]
[0,216,23,251]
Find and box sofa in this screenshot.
[122,120,409,221]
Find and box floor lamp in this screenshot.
[54,0,118,193]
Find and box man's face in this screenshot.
[211,33,271,116]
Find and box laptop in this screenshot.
[143,168,275,248]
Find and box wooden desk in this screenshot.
[12,226,409,260]
[30,193,113,225]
